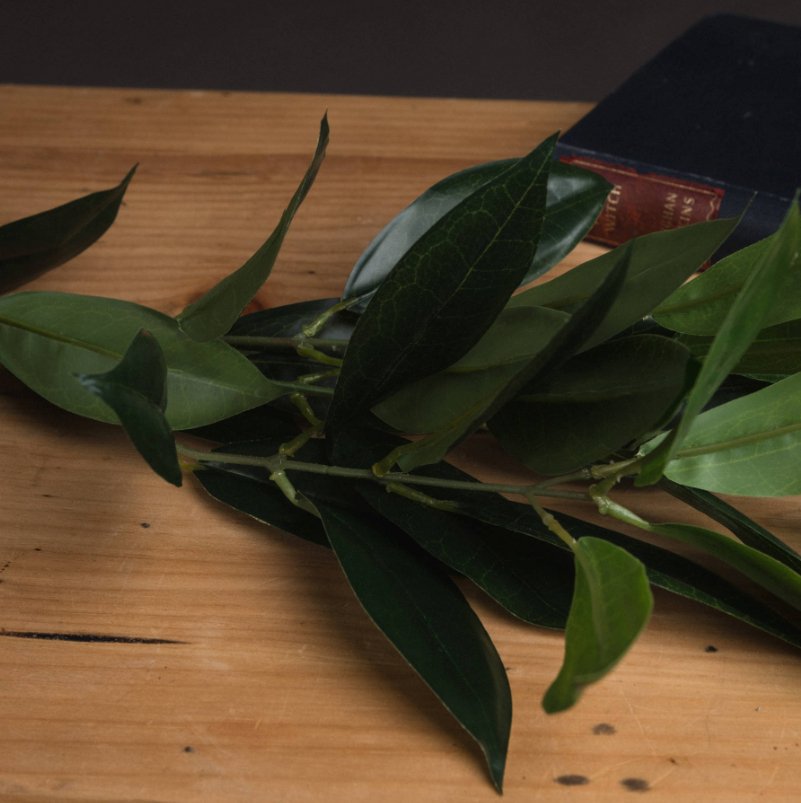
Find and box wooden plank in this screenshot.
[0,85,800,802]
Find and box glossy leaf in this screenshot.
[195,467,329,546]
[76,330,181,486]
[343,158,610,310]
[660,478,801,574]
[639,202,801,484]
[0,166,135,293]
[315,501,512,792]
[489,334,695,474]
[354,484,573,628]
[0,291,286,429]
[326,134,557,432]
[230,297,354,341]
[542,537,652,713]
[510,216,738,352]
[177,117,329,341]
[654,226,801,336]
[663,370,801,496]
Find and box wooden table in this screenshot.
[1,85,800,802]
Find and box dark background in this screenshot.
[2,1,801,101]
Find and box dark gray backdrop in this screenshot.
[2,1,801,100]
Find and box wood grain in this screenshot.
[1,85,800,802]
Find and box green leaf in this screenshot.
[659,478,801,575]
[76,330,181,486]
[639,519,801,614]
[0,291,286,429]
[654,228,801,336]
[194,467,329,546]
[189,404,299,444]
[510,216,739,352]
[663,370,801,496]
[372,306,568,433]
[448,303,571,373]
[0,166,136,293]
[177,116,329,341]
[378,246,631,472]
[542,537,652,713]
[681,319,801,383]
[353,484,573,628]
[315,501,512,792]
[326,134,557,432]
[342,158,610,310]
[489,334,695,474]
[230,297,353,340]
[639,202,801,484]
[450,492,801,650]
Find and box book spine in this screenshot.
[555,143,791,256]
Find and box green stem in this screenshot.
[178,444,587,502]
[224,334,348,351]
[527,495,578,549]
[274,380,335,397]
[301,294,364,338]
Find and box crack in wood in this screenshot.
[0,630,185,644]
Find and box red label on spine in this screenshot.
[560,156,725,246]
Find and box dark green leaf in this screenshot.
[0,166,135,293]
[681,320,801,383]
[542,537,652,713]
[373,246,631,472]
[510,216,739,352]
[76,330,181,486]
[489,334,695,474]
[194,467,329,546]
[372,305,568,433]
[343,158,610,310]
[326,134,557,432]
[177,116,329,341]
[354,483,573,628]
[230,297,354,341]
[640,203,801,484]
[189,405,300,444]
[315,501,512,792]
[659,478,801,575]
[0,291,286,428]
[419,474,801,650]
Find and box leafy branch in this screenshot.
[2,120,801,793]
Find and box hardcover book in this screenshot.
[556,14,801,254]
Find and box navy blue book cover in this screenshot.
[556,14,801,253]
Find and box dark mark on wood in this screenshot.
[140,522,151,529]
[705,644,719,652]
[592,722,616,735]
[621,777,650,792]
[555,774,590,786]
[0,630,185,644]
[183,745,195,753]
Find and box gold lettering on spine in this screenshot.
[678,196,695,226]
[661,191,678,229]
[603,184,623,239]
